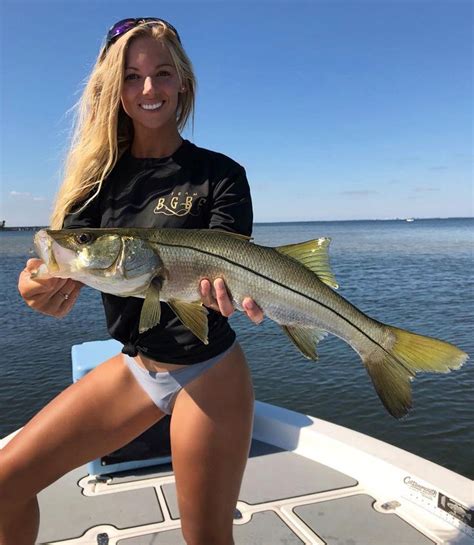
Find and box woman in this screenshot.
[1,18,263,545]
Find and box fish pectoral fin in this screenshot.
[281,325,328,360]
[139,283,162,334]
[168,299,209,345]
[275,238,339,289]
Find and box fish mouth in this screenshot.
[34,230,55,266]
[34,230,76,275]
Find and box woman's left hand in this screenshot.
[200,278,264,324]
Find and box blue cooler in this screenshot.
[71,339,172,476]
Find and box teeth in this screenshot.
[141,102,163,110]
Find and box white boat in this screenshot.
[406,218,415,222]
[1,339,472,545]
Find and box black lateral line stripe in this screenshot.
[158,240,412,374]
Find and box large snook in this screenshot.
[34,227,468,418]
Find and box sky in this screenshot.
[0,0,472,225]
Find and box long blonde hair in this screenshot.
[51,21,196,228]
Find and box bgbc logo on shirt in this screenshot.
[154,191,206,217]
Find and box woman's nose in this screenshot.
[143,76,156,95]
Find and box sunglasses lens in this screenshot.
[105,17,182,49]
[106,19,137,42]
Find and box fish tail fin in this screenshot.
[362,325,468,419]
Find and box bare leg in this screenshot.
[0,354,165,545]
[171,343,254,545]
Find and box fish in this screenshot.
[33,227,468,418]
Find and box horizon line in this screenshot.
[1,215,473,230]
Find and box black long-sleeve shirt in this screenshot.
[63,139,253,364]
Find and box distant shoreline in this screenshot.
[0,226,47,232]
[1,216,472,231]
[254,216,473,226]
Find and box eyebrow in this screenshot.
[125,63,174,71]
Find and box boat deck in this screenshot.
[36,437,443,545]
[4,339,470,545]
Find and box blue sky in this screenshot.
[1,0,472,225]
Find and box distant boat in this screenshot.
[405,218,415,222]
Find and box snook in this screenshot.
[34,227,468,418]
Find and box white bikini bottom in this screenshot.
[122,341,236,414]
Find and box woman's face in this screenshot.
[121,36,182,135]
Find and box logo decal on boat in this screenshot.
[403,476,437,499]
[403,476,473,537]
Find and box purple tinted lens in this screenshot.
[105,17,181,48]
[106,19,137,43]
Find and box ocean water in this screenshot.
[1,218,473,479]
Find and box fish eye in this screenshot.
[75,233,93,245]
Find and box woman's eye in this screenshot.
[75,233,93,245]
[124,72,172,82]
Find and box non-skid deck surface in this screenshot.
[36,439,434,544]
[116,512,306,545]
[294,495,434,545]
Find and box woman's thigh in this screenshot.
[170,343,254,544]
[0,353,165,503]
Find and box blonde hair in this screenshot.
[51,21,196,229]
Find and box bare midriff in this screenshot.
[134,353,189,373]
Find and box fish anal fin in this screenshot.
[276,238,339,289]
[168,299,209,345]
[281,325,328,360]
[139,282,162,334]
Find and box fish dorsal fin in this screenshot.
[168,299,209,345]
[139,282,162,334]
[276,238,339,289]
[281,325,328,360]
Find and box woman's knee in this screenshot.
[0,449,36,510]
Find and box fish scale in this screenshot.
[155,230,374,344]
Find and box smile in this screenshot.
[140,102,163,111]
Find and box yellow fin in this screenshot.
[363,325,469,419]
[139,283,162,333]
[276,238,339,289]
[168,299,209,344]
[281,325,328,360]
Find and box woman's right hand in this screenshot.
[18,258,83,318]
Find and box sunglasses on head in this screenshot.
[104,17,182,51]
